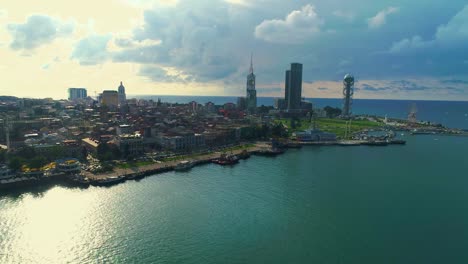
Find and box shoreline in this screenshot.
[1,139,409,193]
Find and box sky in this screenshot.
[1,0,468,100]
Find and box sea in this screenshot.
[1,96,468,263]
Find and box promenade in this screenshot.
[82,143,268,181]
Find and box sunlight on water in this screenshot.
[1,188,108,263]
[1,135,468,263]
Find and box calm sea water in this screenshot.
[132,95,468,129]
[2,133,468,263]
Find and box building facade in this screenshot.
[115,134,144,157]
[284,70,290,107]
[287,63,303,110]
[157,133,205,152]
[246,55,257,113]
[118,81,126,106]
[101,90,119,109]
[68,88,87,101]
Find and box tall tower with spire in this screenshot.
[118,81,126,106]
[246,54,257,113]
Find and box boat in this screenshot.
[212,153,239,165]
[362,140,388,146]
[388,139,406,145]
[174,160,194,171]
[93,176,125,186]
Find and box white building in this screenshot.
[157,133,205,151]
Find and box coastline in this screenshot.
[1,139,410,194]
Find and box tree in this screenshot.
[272,123,287,137]
[8,157,22,171]
[16,146,36,159]
[0,150,6,163]
[324,106,342,118]
[28,156,47,169]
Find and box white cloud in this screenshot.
[434,5,468,43]
[224,0,250,7]
[112,37,161,50]
[254,4,324,44]
[7,15,75,50]
[389,36,426,53]
[367,7,399,29]
[71,34,112,65]
[389,5,468,53]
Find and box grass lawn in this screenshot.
[275,117,384,138]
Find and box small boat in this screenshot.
[174,160,194,171]
[212,153,239,165]
[389,139,406,145]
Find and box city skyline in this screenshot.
[1,0,468,100]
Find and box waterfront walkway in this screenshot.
[83,144,267,181]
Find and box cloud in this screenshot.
[7,15,75,50]
[388,5,468,53]
[435,5,468,43]
[139,65,194,82]
[367,7,399,29]
[224,0,250,7]
[257,87,282,94]
[254,4,324,44]
[112,1,249,83]
[441,79,468,85]
[71,34,112,65]
[388,35,426,53]
[113,38,162,49]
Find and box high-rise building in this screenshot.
[342,74,354,118]
[118,81,126,106]
[286,63,302,110]
[284,70,290,107]
[101,90,119,109]
[68,88,87,101]
[246,54,257,113]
